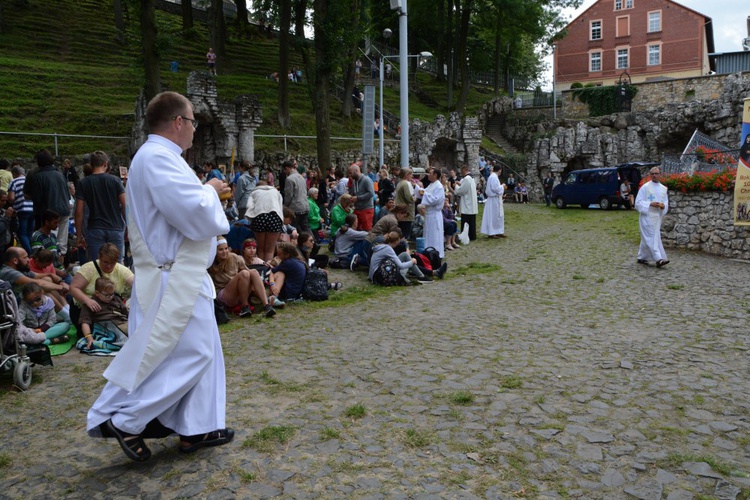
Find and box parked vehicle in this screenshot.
[552,162,656,210]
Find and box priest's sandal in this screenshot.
[105,419,151,462]
[179,428,235,453]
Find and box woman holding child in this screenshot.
[69,243,133,313]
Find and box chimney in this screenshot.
[743,16,750,51]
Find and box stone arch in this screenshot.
[429,137,458,171]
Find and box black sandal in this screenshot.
[105,419,151,462]
[178,428,235,453]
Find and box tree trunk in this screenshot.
[493,21,501,95]
[454,0,472,114]
[278,0,291,128]
[181,0,193,30]
[312,0,332,175]
[341,61,355,118]
[235,0,249,33]
[114,0,125,43]
[435,0,445,82]
[208,0,227,66]
[340,0,359,118]
[446,0,455,109]
[141,0,160,102]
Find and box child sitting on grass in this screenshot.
[29,248,72,285]
[79,277,129,349]
[17,282,72,345]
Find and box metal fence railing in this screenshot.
[661,130,740,175]
[0,131,131,157]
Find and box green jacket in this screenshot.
[308,197,321,231]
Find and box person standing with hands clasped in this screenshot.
[87,91,234,462]
[635,166,669,267]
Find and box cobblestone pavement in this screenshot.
[1,204,749,499]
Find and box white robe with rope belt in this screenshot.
[480,172,505,236]
[421,181,445,258]
[635,180,668,262]
[87,134,230,437]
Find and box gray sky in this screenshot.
[542,0,749,89]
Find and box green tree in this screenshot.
[278,0,291,128]
[208,0,227,65]
[141,0,160,102]
[181,0,193,31]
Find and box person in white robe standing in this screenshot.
[87,91,234,462]
[480,164,506,238]
[420,167,446,258]
[635,166,669,267]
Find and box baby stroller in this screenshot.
[0,280,33,390]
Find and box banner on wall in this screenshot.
[734,97,750,226]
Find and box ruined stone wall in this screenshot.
[559,72,750,120]
[662,190,750,260]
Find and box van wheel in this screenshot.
[555,197,566,209]
[580,204,588,209]
[599,197,612,210]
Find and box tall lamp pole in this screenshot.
[394,0,409,169]
[379,28,392,171]
[552,43,557,120]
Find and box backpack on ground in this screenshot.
[302,268,329,301]
[421,246,442,270]
[372,257,405,286]
[413,252,432,271]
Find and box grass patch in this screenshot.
[259,370,303,393]
[242,425,295,453]
[320,427,341,440]
[452,262,503,276]
[401,428,434,449]
[498,375,523,389]
[0,454,12,467]
[450,390,475,405]
[344,403,366,419]
[238,470,256,483]
[666,284,684,290]
[572,274,585,280]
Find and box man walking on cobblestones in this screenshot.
[635,166,669,267]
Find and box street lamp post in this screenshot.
[395,0,409,169]
[379,29,392,171]
[552,43,557,120]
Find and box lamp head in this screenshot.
[419,51,433,58]
[383,28,392,39]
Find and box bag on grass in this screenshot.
[421,246,442,270]
[302,268,329,301]
[372,258,404,287]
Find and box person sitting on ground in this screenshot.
[241,238,266,267]
[307,188,324,238]
[297,232,328,269]
[331,214,368,269]
[29,248,72,285]
[268,242,307,301]
[278,207,299,245]
[79,277,129,349]
[374,195,395,224]
[17,282,72,345]
[30,209,69,280]
[0,246,69,307]
[369,231,433,285]
[329,193,354,239]
[357,203,410,268]
[442,198,459,251]
[69,243,133,313]
[208,237,277,318]
[517,182,529,204]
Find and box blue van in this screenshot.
[552,163,650,210]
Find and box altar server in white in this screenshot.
[480,163,506,238]
[87,92,234,461]
[635,166,669,267]
[420,167,446,258]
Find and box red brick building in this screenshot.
[554,0,715,90]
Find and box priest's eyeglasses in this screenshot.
[174,115,198,129]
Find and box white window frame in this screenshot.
[648,11,661,33]
[625,0,633,7]
[590,20,602,40]
[617,48,629,69]
[590,51,602,72]
[647,44,661,66]
[614,0,622,9]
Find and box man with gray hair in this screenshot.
[635,166,669,267]
[282,159,310,233]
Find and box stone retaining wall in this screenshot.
[662,190,750,260]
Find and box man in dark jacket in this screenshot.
[24,150,71,264]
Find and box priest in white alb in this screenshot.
[480,164,506,238]
[420,167,446,258]
[635,166,669,267]
[87,92,234,461]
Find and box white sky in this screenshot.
[541,0,750,89]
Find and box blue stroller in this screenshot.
[0,280,33,390]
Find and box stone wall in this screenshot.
[560,72,750,120]
[662,190,750,260]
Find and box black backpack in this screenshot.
[302,268,329,301]
[372,258,405,286]
[421,246,442,270]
